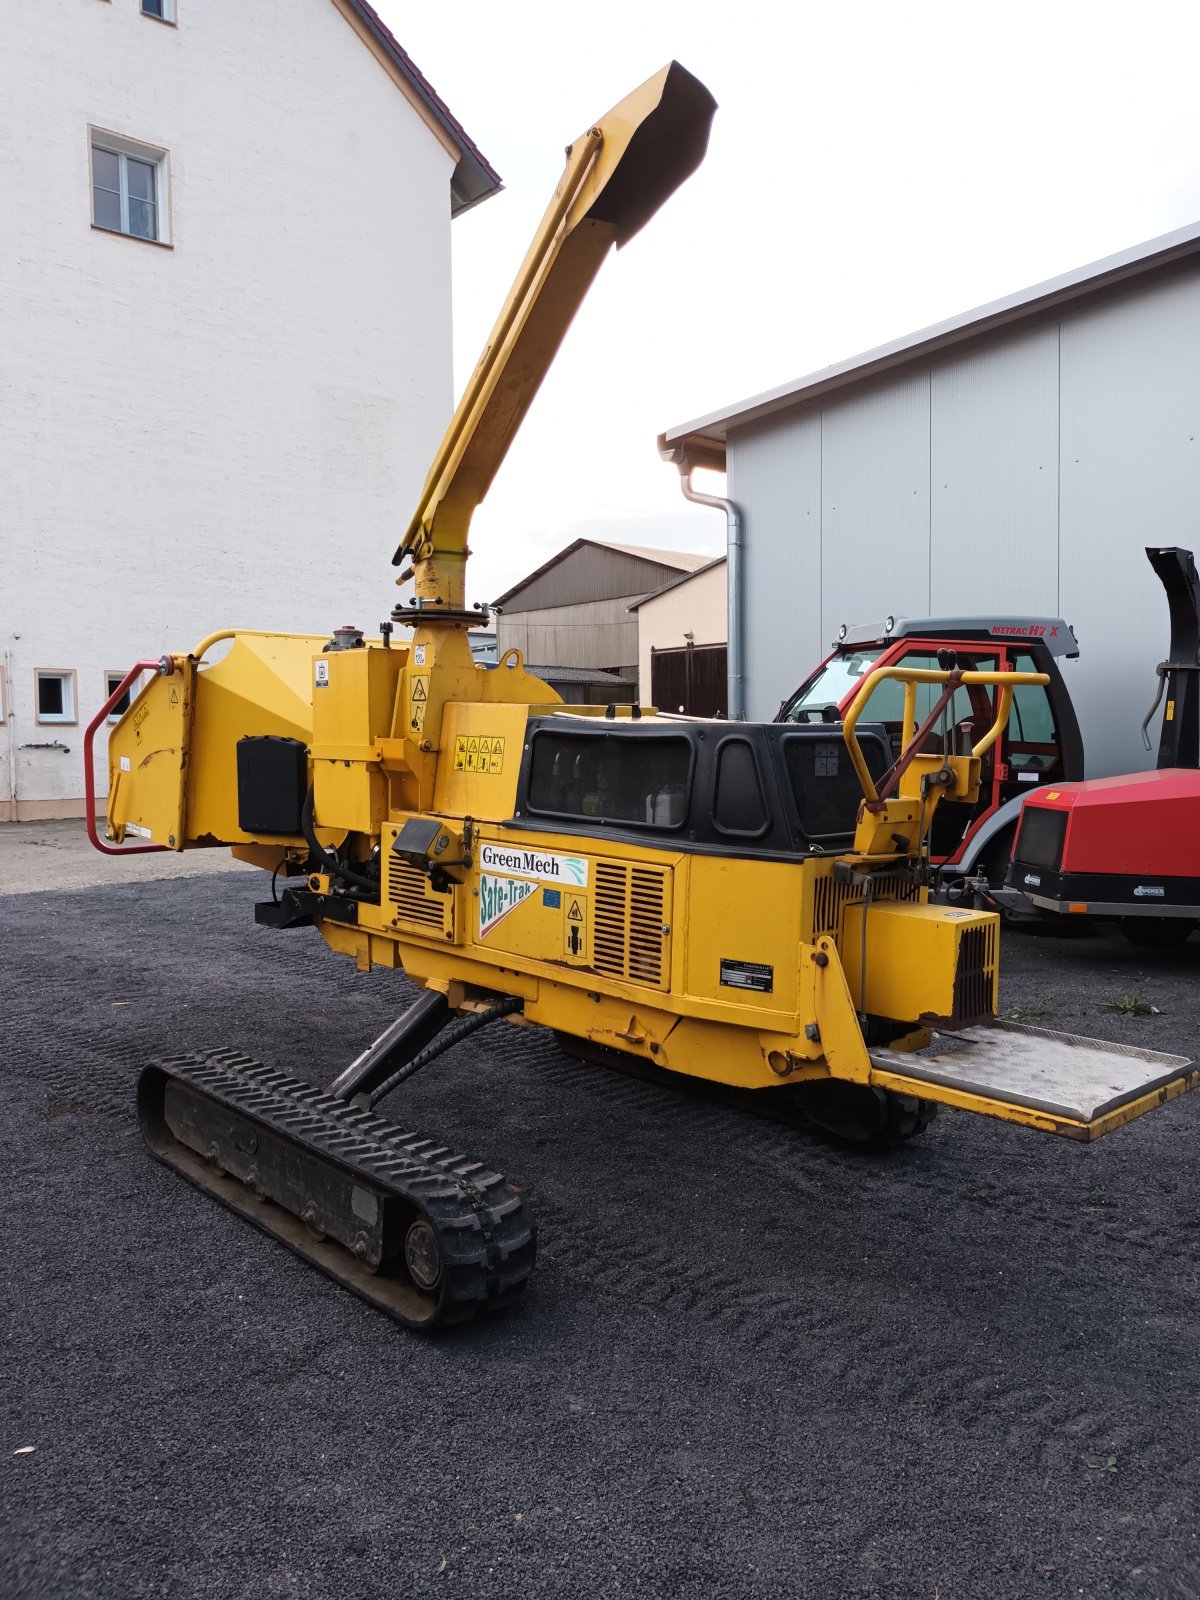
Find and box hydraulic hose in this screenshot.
[300,786,379,896]
[367,998,524,1109]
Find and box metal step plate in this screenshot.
[868,1020,1196,1140]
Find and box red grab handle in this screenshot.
[84,659,172,856]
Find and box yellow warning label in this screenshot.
[168,687,180,706]
[410,676,428,733]
[1166,700,1175,722]
[563,894,587,960]
[411,677,427,702]
[454,734,506,774]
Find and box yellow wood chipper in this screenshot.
[89,63,1198,1331]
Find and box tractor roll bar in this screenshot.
[841,665,1050,805]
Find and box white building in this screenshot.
[661,223,1200,777]
[0,0,497,819]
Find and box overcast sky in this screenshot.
[377,0,1200,608]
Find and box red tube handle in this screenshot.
[84,658,172,856]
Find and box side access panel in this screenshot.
[869,1020,1196,1140]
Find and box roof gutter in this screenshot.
[658,440,744,720]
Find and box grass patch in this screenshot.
[1102,993,1160,1018]
[1007,1001,1049,1022]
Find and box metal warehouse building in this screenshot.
[660,221,1200,778]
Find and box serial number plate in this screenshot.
[720,959,773,994]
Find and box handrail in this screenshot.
[187,628,387,664]
[842,665,1050,804]
[84,659,172,855]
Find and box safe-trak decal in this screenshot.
[478,844,588,886]
[454,735,506,774]
[479,874,538,937]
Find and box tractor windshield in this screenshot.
[781,648,886,722]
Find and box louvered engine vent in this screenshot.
[593,861,668,988]
[386,855,451,935]
[811,870,919,938]
[951,921,998,1027]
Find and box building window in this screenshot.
[90,132,170,243]
[36,671,77,726]
[141,0,176,21]
[106,671,139,722]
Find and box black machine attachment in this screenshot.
[1141,546,1200,768]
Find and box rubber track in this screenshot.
[142,1048,536,1328]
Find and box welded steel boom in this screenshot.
[393,62,716,616]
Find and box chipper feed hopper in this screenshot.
[90,64,1198,1331]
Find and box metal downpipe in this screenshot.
[674,463,745,720]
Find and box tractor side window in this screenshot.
[712,738,769,837]
[1006,652,1060,775]
[527,732,693,828]
[853,653,991,754]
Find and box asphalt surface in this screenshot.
[4,872,1200,1599]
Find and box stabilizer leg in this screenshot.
[328,989,451,1102]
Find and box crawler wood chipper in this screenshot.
[90,64,1198,1330]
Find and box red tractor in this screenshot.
[778,614,1084,905]
[1008,547,1200,947]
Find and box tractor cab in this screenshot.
[777,617,1084,874]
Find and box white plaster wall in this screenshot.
[636,562,728,693]
[0,0,456,815]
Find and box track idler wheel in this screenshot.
[788,1080,937,1150]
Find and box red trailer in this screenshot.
[1009,547,1200,946]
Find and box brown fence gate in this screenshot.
[650,644,727,717]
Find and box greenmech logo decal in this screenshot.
[479,874,538,937]
[478,844,588,886]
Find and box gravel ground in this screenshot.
[4,872,1200,1600]
[0,820,254,895]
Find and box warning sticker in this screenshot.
[479,873,537,937]
[719,958,774,994]
[454,734,506,774]
[410,675,428,732]
[563,894,587,961]
[314,659,330,688]
[168,687,180,707]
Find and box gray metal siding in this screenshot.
[728,259,1200,774]
[499,544,691,612]
[820,375,930,638]
[727,412,821,718]
[1059,270,1200,773]
[496,597,640,676]
[929,326,1059,614]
